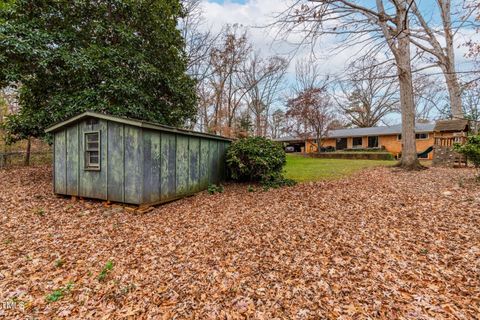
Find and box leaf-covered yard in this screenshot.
[0,165,479,319]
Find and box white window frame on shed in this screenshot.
[84,131,101,170]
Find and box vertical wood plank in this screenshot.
[218,141,226,180]
[124,125,143,204]
[54,130,67,194]
[160,132,176,201]
[66,124,79,196]
[176,135,189,195]
[209,139,219,184]
[142,130,161,203]
[107,121,124,202]
[199,138,210,189]
[188,136,200,192]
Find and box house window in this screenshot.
[352,137,363,148]
[416,133,429,140]
[336,138,347,150]
[368,136,379,148]
[85,132,100,170]
[398,133,429,140]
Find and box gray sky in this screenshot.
[199,0,479,123]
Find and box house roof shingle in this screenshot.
[433,119,469,132]
[274,123,435,142]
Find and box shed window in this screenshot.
[85,132,100,170]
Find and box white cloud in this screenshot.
[199,0,390,78]
[200,0,478,73]
[198,0,479,121]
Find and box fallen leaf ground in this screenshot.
[0,165,479,319]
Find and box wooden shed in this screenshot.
[45,112,231,206]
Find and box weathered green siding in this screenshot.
[107,122,124,202]
[209,140,220,184]
[124,125,143,204]
[175,135,189,196]
[54,131,66,194]
[53,116,230,205]
[142,130,161,204]
[188,137,200,192]
[199,139,210,189]
[79,120,107,200]
[160,132,176,201]
[66,124,79,196]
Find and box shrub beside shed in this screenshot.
[46,112,231,206]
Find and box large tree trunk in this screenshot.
[443,62,463,119]
[315,133,320,153]
[408,0,463,119]
[255,111,262,137]
[396,33,421,169]
[24,137,31,166]
[440,0,463,119]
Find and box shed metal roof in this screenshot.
[274,123,435,142]
[45,111,232,141]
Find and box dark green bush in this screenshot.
[261,173,297,190]
[226,137,290,184]
[454,135,480,179]
[207,184,224,195]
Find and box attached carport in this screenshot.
[272,136,305,153]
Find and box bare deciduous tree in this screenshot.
[462,82,480,133]
[287,87,334,153]
[180,0,219,131]
[407,0,474,119]
[208,25,252,135]
[242,53,288,136]
[275,0,422,169]
[269,108,288,139]
[412,74,445,122]
[181,0,216,82]
[336,58,399,127]
[286,60,335,152]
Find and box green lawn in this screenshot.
[284,154,394,182]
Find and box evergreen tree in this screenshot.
[0,0,196,142]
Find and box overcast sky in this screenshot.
[198,0,479,123]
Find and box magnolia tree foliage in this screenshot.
[0,0,196,142]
